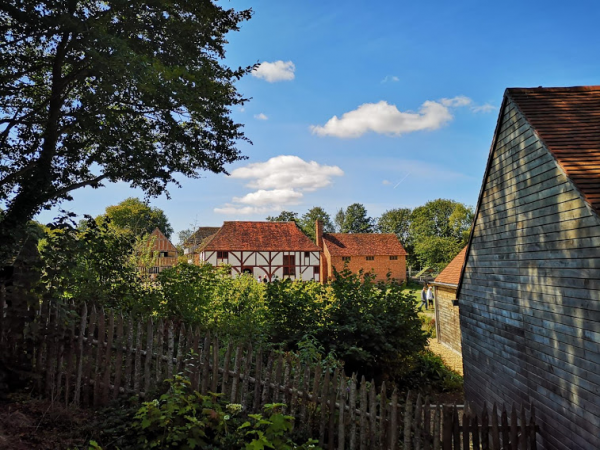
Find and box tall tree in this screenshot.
[298,206,334,241]
[266,211,298,222]
[377,208,412,243]
[339,203,374,233]
[0,0,252,263]
[409,199,473,269]
[97,197,173,238]
[334,208,345,232]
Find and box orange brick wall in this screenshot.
[326,253,406,283]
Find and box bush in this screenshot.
[398,350,463,393]
[127,375,320,450]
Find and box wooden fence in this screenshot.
[0,299,539,449]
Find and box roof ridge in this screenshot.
[508,85,600,93]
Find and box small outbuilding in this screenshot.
[458,86,600,450]
[431,246,467,355]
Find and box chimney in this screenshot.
[315,219,324,248]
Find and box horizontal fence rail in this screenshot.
[0,299,539,449]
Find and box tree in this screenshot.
[339,203,374,233]
[377,208,412,243]
[334,208,345,232]
[0,0,253,263]
[298,207,334,241]
[97,197,173,238]
[266,211,298,222]
[177,228,194,246]
[409,199,473,269]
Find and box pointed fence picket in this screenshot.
[0,300,540,449]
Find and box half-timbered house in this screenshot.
[457,86,600,450]
[196,221,321,281]
[431,246,467,356]
[316,220,407,283]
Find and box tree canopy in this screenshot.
[266,211,299,222]
[97,197,173,238]
[409,199,473,269]
[0,0,252,262]
[298,206,334,241]
[337,203,374,233]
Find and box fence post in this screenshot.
[441,405,452,450]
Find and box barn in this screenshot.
[457,86,600,450]
[431,246,467,355]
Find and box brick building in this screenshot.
[431,246,467,355]
[316,220,407,283]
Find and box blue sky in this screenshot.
[37,0,600,241]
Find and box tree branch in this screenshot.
[41,169,135,203]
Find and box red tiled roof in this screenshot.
[322,233,407,256]
[149,228,177,252]
[199,221,320,252]
[508,86,600,214]
[434,246,467,286]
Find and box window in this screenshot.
[241,267,253,275]
[149,267,160,274]
[283,254,295,276]
[304,251,310,258]
[366,256,374,261]
[217,251,228,259]
[159,251,168,257]
[342,256,351,262]
[390,256,398,261]
[313,266,319,276]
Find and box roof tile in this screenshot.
[508,86,600,215]
[434,246,467,286]
[199,222,320,252]
[322,233,407,256]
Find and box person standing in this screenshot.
[420,285,428,311]
[427,285,434,309]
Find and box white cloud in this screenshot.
[254,113,268,120]
[471,103,496,113]
[382,180,392,185]
[381,75,400,83]
[252,60,295,82]
[215,156,344,215]
[233,189,303,206]
[440,96,472,107]
[310,96,474,139]
[229,155,343,191]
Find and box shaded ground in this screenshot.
[0,396,94,450]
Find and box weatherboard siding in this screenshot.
[459,97,600,450]
[434,285,462,354]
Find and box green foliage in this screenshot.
[263,280,327,347]
[37,216,149,312]
[128,376,320,450]
[409,199,473,270]
[156,264,266,342]
[97,197,173,238]
[298,207,334,242]
[337,203,374,233]
[319,270,427,381]
[399,351,463,394]
[266,211,299,222]
[0,0,252,262]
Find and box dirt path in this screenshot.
[427,339,463,376]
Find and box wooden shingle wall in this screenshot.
[434,285,462,354]
[459,97,600,450]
